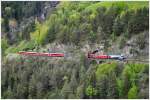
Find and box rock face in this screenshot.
[123,31,149,58]
[106,31,149,59]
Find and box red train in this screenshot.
[18,51,64,57]
[88,53,126,61]
[18,51,126,61]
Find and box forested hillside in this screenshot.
[1,1,149,99]
[2,56,149,99]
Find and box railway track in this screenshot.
[124,59,149,63]
[17,51,149,64]
[88,58,149,64]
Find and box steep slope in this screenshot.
[2,1,148,56]
[2,56,149,99]
[1,1,149,99]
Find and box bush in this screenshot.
[128,85,138,99]
[121,63,147,97]
[122,63,146,84]
[1,38,9,56]
[5,46,19,54]
[31,20,49,45]
[96,62,117,80]
[85,85,97,97]
[5,40,36,54]
[116,78,124,97]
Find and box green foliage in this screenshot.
[2,2,44,21]
[17,40,35,51]
[5,40,36,54]
[1,1,149,99]
[116,78,124,97]
[2,1,148,46]
[76,84,84,99]
[1,38,9,56]
[128,85,138,99]
[96,62,117,80]
[95,63,119,98]
[113,16,124,36]
[127,7,149,34]
[2,54,149,99]
[96,75,107,98]
[122,63,146,85]
[85,85,97,97]
[120,63,148,98]
[5,46,19,54]
[106,72,119,98]
[28,1,148,45]
[31,20,49,45]
[21,22,35,40]
[84,1,147,13]
[56,25,69,44]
